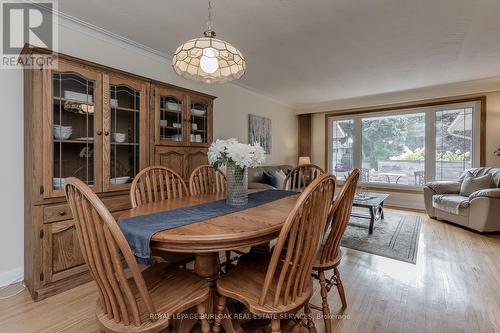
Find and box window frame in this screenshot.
[325,97,485,191]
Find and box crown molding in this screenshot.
[296,76,500,114]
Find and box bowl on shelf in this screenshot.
[113,133,126,143]
[191,123,198,130]
[173,123,182,128]
[110,176,131,185]
[160,119,168,127]
[53,125,73,140]
[110,99,118,107]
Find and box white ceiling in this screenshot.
[58,0,500,108]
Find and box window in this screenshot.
[435,108,473,181]
[361,113,425,185]
[330,119,354,179]
[327,100,482,188]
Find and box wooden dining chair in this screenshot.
[283,164,325,191]
[213,173,336,333]
[130,166,192,266]
[189,164,227,196]
[63,177,210,333]
[130,166,189,208]
[311,169,359,333]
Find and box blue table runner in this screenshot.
[119,190,297,264]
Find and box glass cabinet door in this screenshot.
[47,62,101,197]
[155,87,186,145]
[188,96,212,145]
[103,75,147,191]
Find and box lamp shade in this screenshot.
[298,156,311,165]
[172,36,246,84]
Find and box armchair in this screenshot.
[423,168,500,232]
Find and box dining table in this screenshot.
[118,191,301,333]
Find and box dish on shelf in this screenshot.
[75,137,94,141]
[166,102,181,111]
[161,134,182,141]
[190,134,203,142]
[113,133,126,143]
[191,123,198,130]
[110,176,130,185]
[172,123,182,128]
[190,109,207,116]
[160,120,168,127]
[63,91,93,104]
[110,99,118,107]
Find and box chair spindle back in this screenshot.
[130,166,188,208]
[260,173,336,307]
[283,164,325,191]
[189,165,227,196]
[64,177,156,327]
[320,169,359,265]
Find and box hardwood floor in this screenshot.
[1,209,499,333]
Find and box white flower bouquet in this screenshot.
[208,138,266,170]
[208,138,266,206]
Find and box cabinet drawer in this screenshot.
[44,194,131,223]
[43,204,72,223]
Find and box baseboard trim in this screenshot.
[385,204,426,213]
[0,267,24,287]
[384,199,425,212]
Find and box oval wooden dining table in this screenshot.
[118,191,301,333]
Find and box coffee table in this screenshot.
[351,192,390,234]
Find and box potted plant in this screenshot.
[208,138,266,206]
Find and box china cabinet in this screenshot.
[22,45,215,300]
[152,82,213,181]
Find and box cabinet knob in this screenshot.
[97,130,103,135]
[58,211,66,216]
[104,131,110,136]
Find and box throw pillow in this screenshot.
[460,172,493,196]
[262,171,276,187]
[274,170,287,189]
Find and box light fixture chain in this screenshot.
[207,0,213,32]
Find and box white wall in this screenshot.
[307,86,500,210]
[0,19,297,285]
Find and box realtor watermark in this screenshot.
[150,312,351,321]
[1,0,58,69]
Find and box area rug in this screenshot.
[340,211,422,264]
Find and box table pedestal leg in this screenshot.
[195,253,220,315]
[174,253,244,333]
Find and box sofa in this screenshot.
[423,167,500,232]
[248,165,293,189]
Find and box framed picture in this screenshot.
[249,114,272,154]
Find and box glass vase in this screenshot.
[226,164,248,206]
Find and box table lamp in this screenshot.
[298,156,311,165]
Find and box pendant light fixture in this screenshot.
[172,0,246,84]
